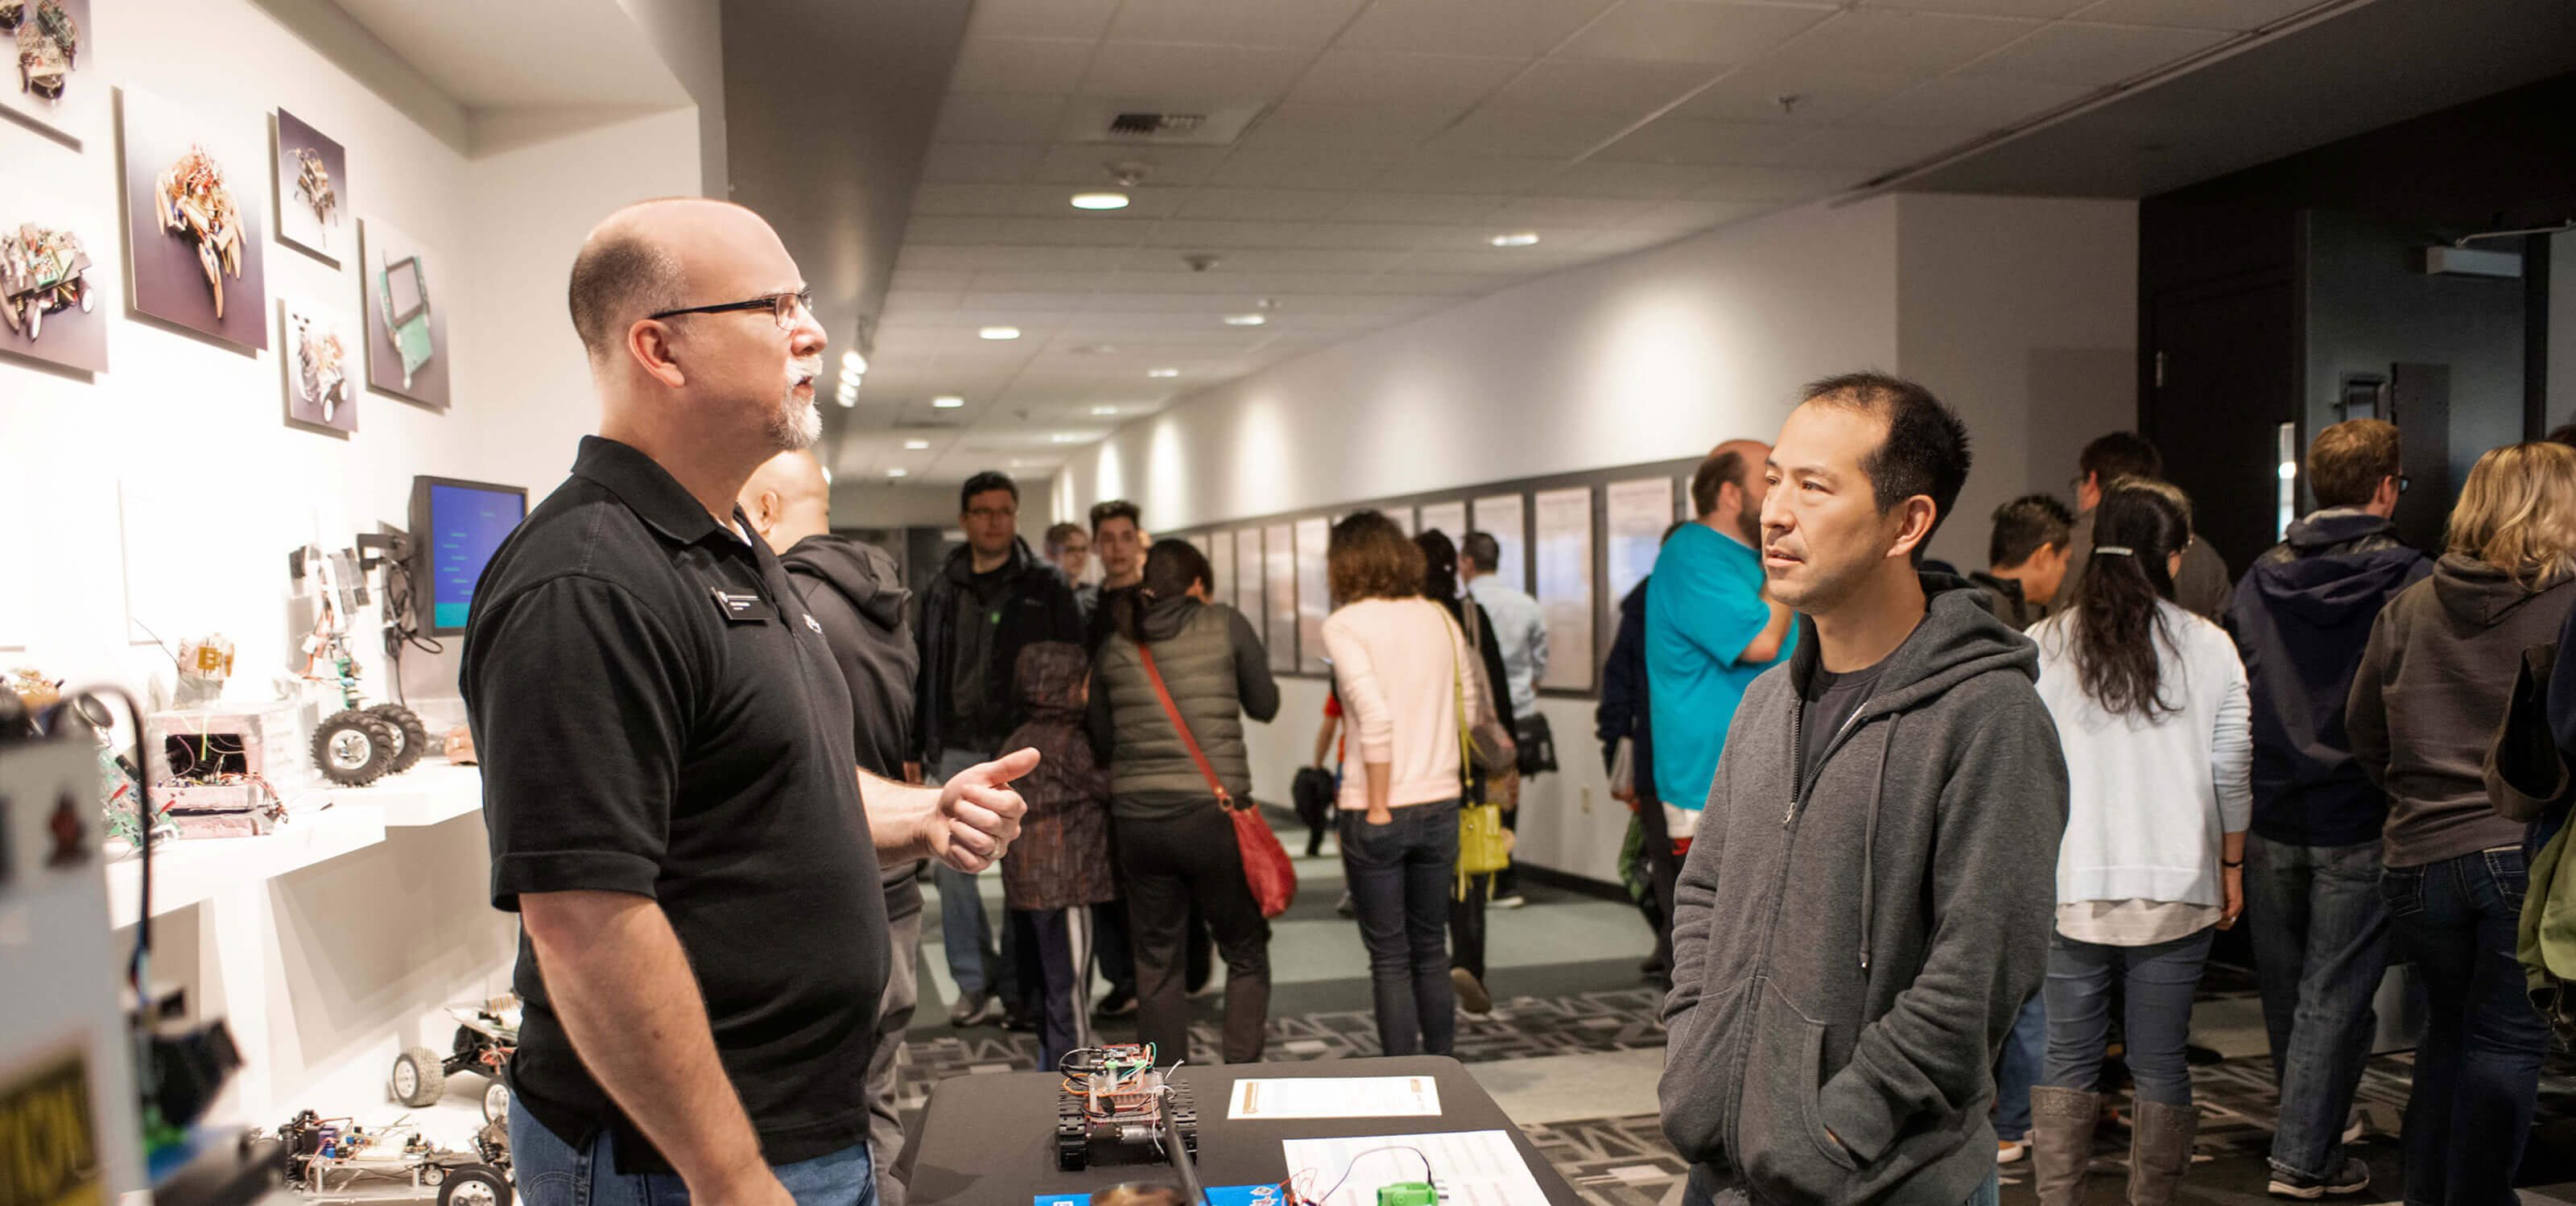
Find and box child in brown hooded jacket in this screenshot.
[999,640,1118,1068]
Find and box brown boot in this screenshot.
[2030,1086,2102,1206]
[2126,1099,2198,1206]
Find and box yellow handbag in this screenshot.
[1448,611,1513,895]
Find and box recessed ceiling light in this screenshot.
[840,351,868,373]
[1009,459,1026,468]
[904,439,930,450]
[836,394,857,409]
[1070,191,1130,211]
[887,467,908,478]
[979,325,1021,341]
[1489,231,1541,247]
[1091,405,1118,416]
[932,395,965,408]
[838,369,865,386]
[1147,367,1179,378]
[1221,313,1266,327]
[1051,433,1084,444]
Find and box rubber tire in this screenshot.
[315,711,398,787]
[483,1080,510,1125]
[435,1166,511,1206]
[369,704,429,774]
[392,1047,445,1107]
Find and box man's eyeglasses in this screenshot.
[2396,475,2413,494]
[648,288,815,331]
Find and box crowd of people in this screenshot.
[469,200,2576,1206]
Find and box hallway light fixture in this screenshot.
[841,350,868,373]
[979,325,1020,340]
[932,395,965,408]
[1071,192,1130,210]
[836,392,858,408]
[1147,367,1179,378]
[1092,406,1118,415]
[887,467,908,477]
[1221,313,1265,326]
[1051,433,1084,443]
[1489,231,1540,247]
[905,439,930,449]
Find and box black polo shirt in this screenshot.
[461,436,888,1174]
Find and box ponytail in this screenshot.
[2069,481,2191,720]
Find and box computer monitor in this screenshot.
[409,476,528,635]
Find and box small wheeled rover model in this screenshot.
[392,996,519,1123]
[1055,1044,1196,1172]
[276,1109,512,1206]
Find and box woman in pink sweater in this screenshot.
[1320,510,1487,1055]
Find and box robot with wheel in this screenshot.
[275,1109,512,1206]
[390,996,519,1123]
[1055,1045,1196,1173]
[290,539,428,787]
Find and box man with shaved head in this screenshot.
[463,200,1027,1206]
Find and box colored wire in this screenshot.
[1303,1146,1435,1206]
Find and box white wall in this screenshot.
[1053,192,2136,883]
[0,0,706,1133]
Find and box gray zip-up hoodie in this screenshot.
[1658,575,2067,1206]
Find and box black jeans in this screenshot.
[1342,799,1459,1055]
[1113,806,1272,1064]
[1449,873,1489,981]
[2382,847,2549,1206]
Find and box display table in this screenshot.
[898,1055,1582,1206]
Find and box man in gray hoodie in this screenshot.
[1660,373,2068,1206]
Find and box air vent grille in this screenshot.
[1108,112,1204,137]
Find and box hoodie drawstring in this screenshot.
[1859,718,1896,977]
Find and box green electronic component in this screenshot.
[1375,1183,1436,1206]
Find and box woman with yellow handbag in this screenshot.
[1415,529,1519,1017]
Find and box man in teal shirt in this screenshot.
[1648,440,1797,849]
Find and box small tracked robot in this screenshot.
[1055,1044,1197,1173]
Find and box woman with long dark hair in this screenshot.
[2348,442,2576,1206]
[1321,511,1487,1055]
[1089,539,1282,1064]
[2026,481,2250,1206]
[1414,529,1517,1015]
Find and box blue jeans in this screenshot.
[2041,927,2214,1108]
[1682,1161,1996,1206]
[1992,994,2046,1138]
[1340,799,1458,1057]
[510,1108,873,1206]
[931,750,1014,1004]
[2382,848,2549,1206]
[2245,834,2389,1181]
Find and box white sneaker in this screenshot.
[1490,894,1526,910]
[1997,1138,2028,1165]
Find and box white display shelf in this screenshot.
[105,766,484,927]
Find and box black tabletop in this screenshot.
[897,1055,1584,1206]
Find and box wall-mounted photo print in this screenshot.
[273,108,345,264]
[121,88,267,351]
[361,217,446,408]
[0,211,105,373]
[0,0,97,147]
[282,297,356,434]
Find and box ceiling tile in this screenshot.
[1954,21,2231,85]
[1592,113,1806,164]
[910,183,1038,217]
[1624,198,1773,229]
[1847,73,2091,129]
[1104,0,1373,48]
[1334,192,1517,222]
[1557,2,1837,66]
[1371,155,1569,193]
[1233,101,1472,151]
[1583,226,1695,254]
[1034,143,1230,185]
[994,217,1162,247]
[1422,105,1642,158]
[1284,49,1532,106]
[964,0,1121,42]
[967,271,1117,292]
[1484,196,1662,225]
[1487,58,1721,114]
[931,93,1068,142]
[1174,188,1362,221]
[1858,0,2089,17]
[919,142,1049,184]
[1748,123,1983,169]
[1536,160,1722,200]
[1755,9,2046,76]
[2071,0,2330,31]
[1202,147,1409,189]
[889,269,976,292]
[1334,0,1621,56]
[1670,62,1921,124]
[947,38,1095,94]
[1079,42,1316,100]
[1682,163,1857,200]
[1397,248,1600,274]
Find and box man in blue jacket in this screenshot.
[2224,419,2428,1200]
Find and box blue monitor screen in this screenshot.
[427,484,525,630]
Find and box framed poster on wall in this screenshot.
[121,87,268,351]
[1418,500,1465,544]
[1264,522,1296,672]
[1471,494,1525,589]
[1391,507,1414,536]
[1203,531,1229,607]
[1606,477,1674,603]
[0,0,98,148]
[1294,517,1329,675]
[1533,486,1594,692]
[1233,529,1262,630]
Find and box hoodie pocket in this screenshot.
[1736,993,1858,1203]
[1657,981,1745,1163]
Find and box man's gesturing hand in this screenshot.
[928,746,1035,873]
